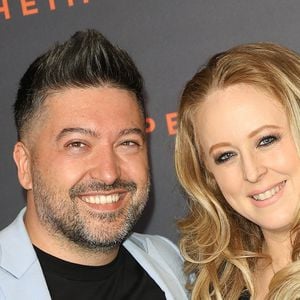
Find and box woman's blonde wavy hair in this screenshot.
[175,42,300,299]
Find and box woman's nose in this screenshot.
[242,152,267,183]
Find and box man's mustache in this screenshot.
[69,179,137,198]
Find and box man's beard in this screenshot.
[31,168,149,252]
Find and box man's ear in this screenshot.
[13,142,33,190]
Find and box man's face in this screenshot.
[17,86,149,251]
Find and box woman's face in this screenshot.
[195,83,300,236]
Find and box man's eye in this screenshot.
[66,141,86,148]
[214,152,236,164]
[121,141,140,147]
[257,135,280,147]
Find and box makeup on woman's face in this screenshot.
[195,83,300,236]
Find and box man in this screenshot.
[0,30,187,299]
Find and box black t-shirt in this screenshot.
[34,245,166,300]
[239,289,250,300]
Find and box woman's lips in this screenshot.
[250,180,286,201]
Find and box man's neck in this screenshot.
[24,207,119,266]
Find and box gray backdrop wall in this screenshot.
[1,0,300,242]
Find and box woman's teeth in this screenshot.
[252,181,285,201]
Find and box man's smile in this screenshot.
[80,193,121,204]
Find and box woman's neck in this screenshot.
[253,229,293,299]
[262,229,292,272]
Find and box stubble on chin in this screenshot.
[31,170,150,252]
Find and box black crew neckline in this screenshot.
[33,245,125,281]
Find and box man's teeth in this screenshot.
[252,182,284,201]
[82,194,120,204]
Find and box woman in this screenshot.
[175,43,300,299]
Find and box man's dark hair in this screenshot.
[14,29,145,140]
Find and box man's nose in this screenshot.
[89,147,121,185]
[242,152,267,183]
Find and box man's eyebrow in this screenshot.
[118,128,146,140]
[56,127,99,141]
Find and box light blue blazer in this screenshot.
[0,209,188,300]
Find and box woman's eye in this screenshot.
[215,152,236,164]
[257,135,279,147]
